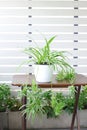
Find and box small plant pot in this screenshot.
[33,65,53,82]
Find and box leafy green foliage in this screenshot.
[24,36,56,65]
[79,85,87,109]
[51,92,65,116]
[19,83,87,120]
[24,36,72,71]
[56,68,75,84]
[0,84,10,112]
[7,97,22,111]
[64,85,87,114]
[42,90,55,118]
[0,84,22,112]
[20,81,48,120]
[19,81,65,120]
[64,95,75,114]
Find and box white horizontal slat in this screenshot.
[79,10,87,16]
[33,32,73,34]
[68,51,87,60]
[30,0,73,2]
[0,1,28,7]
[0,34,29,40]
[78,26,87,32]
[0,0,27,2]
[78,34,87,40]
[79,1,87,7]
[33,16,73,18]
[0,25,29,32]
[30,18,74,24]
[49,42,74,49]
[76,58,87,65]
[0,9,29,16]
[78,50,87,57]
[75,66,87,73]
[0,57,28,65]
[33,7,74,9]
[0,7,28,9]
[78,40,87,42]
[0,66,32,73]
[0,32,28,34]
[76,42,87,48]
[31,26,74,32]
[0,49,25,57]
[0,16,28,18]
[68,57,87,66]
[0,41,29,48]
[31,1,74,7]
[0,17,28,24]
[0,18,28,25]
[32,24,73,26]
[29,34,74,40]
[30,9,74,16]
[78,18,87,24]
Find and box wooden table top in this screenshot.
[12,74,87,88]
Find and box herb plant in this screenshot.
[0,84,10,112]
[0,84,22,112]
[7,97,22,111]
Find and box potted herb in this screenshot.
[24,35,73,82]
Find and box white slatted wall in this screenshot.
[0,0,87,84]
[0,0,29,83]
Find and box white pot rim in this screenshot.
[33,64,53,66]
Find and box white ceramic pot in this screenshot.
[33,65,53,82]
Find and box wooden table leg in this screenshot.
[76,109,80,130]
[70,86,81,130]
[21,86,27,130]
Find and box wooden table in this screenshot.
[12,74,87,130]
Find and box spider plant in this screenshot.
[56,67,76,84]
[24,35,72,71]
[19,81,48,120]
[19,81,65,120]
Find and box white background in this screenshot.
[0,0,87,84]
